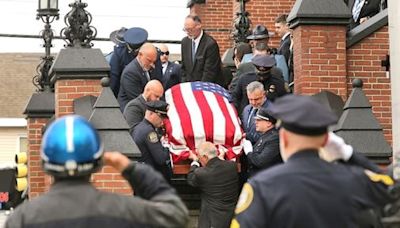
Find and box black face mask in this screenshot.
[256,70,271,82]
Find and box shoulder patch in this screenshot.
[230,218,240,228]
[147,132,159,143]
[235,183,254,214]
[364,169,394,186]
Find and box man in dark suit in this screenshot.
[274,14,291,64]
[347,0,381,29]
[109,27,147,98]
[181,15,223,86]
[118,43,161,112]
[123,80,164,133]
[187,142,239,228]
[159,44,181,90]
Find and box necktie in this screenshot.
[352,0,364,21]
[247,108,257,129]
[145,71,150,81]
[192,40,196,62]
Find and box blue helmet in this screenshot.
[41,115,103,177]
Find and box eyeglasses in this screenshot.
[160,51,169,56]
[183,27,196,33]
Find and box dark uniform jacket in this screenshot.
[5,163,188,228]
[233,150,394,228]
[231,70,287,114]
[181,32,224,86]
[132,119,171,181]
[118,58,162,112]
[109,45,135,98]
[123,95,146,134]
[241,100,271,144]
[187,157,239,228]
[247,128,282,177]
[162,61,181,90]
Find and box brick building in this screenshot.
[3,0,393,201]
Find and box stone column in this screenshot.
[287,0,351,98]
[23,93,54,198]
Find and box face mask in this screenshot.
[256,70,271,82]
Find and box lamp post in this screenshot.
[232,0,251,44]
[33,0,59,92]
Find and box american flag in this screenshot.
[164,82,244,163]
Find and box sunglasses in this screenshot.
[160,51,170,56]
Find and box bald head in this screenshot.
[143,80,164,101]
[138,43,158,71]
[198,141,217,159]
[159,44,170,64]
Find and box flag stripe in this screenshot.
[165,89,187,147]
[170,84,195,149]
[204,92,226,145]
[180,83,205,149]
[215,95,235,147]
[193,91,214,143]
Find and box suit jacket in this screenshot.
[123,95,146,133]
[109,45,135,97]
[187,158,239,228]
[181,32,224,86]
[162,61,181,90]
[117,58,159,112]
[348,0,381,28]
[278,34,291,64]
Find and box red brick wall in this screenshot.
[293,25,348,98]
[55,79,102,117]
[245,0,296,48]
[27,118,49,198]
[347,26,392,143]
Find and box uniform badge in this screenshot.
[235,183,254,214]
[269,84,276,93]
[364,169,394,186]
[147,132,159,143]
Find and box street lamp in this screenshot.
[33,0,59,92]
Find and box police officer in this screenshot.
[231,54,287,113]
[5,115,189,227]
[231,95,394,228]
[132,100,172,181]
[242,108,282,177]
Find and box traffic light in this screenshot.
[15,152,28,192]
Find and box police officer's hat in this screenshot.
[145,100,169,117]
[247,24,272,40]
[266,95,337,136]
[254,108,277,124]
[252,55,276,71]
[123,27,148,48]
[109,27,127,45]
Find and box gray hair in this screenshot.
[198,141,217,159]
[246,81,264,94]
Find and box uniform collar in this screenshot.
[287,149,320,161]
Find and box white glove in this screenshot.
[243,139,253,155]
[323,132,353,161]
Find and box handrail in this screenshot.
[347,8,388,48]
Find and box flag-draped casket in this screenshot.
[164,82,244,163]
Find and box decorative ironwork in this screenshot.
[232,0,251,44]
[33,1,59,92]
[60,0,97,48]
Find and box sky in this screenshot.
[0,0,189,54]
